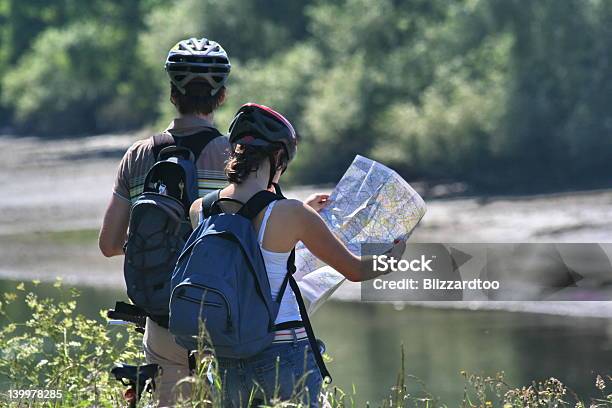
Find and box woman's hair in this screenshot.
[170,81,225,115]
[225,144,289,185]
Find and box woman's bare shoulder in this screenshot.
[272,198,320,226]
[273,198,308,214]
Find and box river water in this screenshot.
[0,279,610,405]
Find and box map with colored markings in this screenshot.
[295,155,427,312]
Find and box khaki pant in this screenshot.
[143,318,191,407]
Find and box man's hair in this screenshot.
[170,81,225,115]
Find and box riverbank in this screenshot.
[2,133,612,241]
[1,133,612,316]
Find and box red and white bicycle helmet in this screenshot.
[228,103,298,163]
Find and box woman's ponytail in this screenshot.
[225,144,287,185]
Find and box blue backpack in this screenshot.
[123,131,219,326]
[168,189,331,380]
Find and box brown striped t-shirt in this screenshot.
[113,115,230,203]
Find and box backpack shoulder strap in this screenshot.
[201,189,279,221]
[289,275,331,381]
[275,246,332,381]
[152,133,175,160]
[201,190,222,219]
[271,182,285,197]
[152,128,223,162]
[175,128,223,161]
[275,251,295,303]
[237,190,282,220]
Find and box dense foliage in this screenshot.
[1,0,612,191]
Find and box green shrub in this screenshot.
[0,280,140,407]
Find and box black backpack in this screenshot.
[123,129,220,327]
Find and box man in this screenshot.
[99,37,231,406]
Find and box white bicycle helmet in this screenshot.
[165,37,231,95]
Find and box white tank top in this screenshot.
[257,201,301,324]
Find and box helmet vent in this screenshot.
[191,66,211,73]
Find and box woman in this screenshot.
[189,103,406,407]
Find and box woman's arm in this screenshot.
[294,202,405,282]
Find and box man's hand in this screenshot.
[305,193,330,213]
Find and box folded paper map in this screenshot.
[295,155,427,312]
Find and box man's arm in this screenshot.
[100,140,137,257]
[99,194,130,257]
[189,198,203,229]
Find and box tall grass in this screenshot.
[0,282,610,407]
